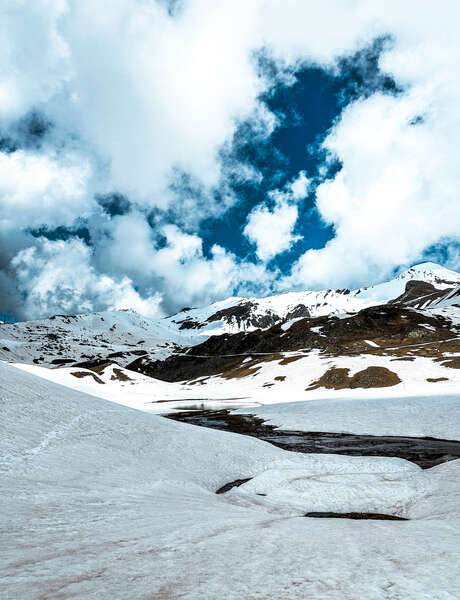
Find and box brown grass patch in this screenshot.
[307,366,401,390]
[188,378,208,385]
[274,375,286,381]
[426,377,449,382]
[439,357,460,369]
[257,354,284,363]
[221,366,261,379]
[307,368,350,390]
[110,368,133,382]
[279,355,304,366]
[71,371,104,384]
[350,366,401,388]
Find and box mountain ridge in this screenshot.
[1,262,459,372]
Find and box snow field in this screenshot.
[2,362,460,599]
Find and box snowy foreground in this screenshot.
[2,362,460,599]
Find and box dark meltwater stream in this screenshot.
[165,408,460,469]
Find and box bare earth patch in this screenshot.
[221,366,261,379]
[110,368,133,382]
[439,357,460,369]
[308,366,401,390]
[278,355,304,366]
[71,371,104,384]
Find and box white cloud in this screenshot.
[0,0,69,118]
[89,215,275,313]
[0,149,92,231]
[287,43,460,289]
[244,198,300,262]
[289,171,310,200]
[244,172,309,262]
[11,238,163,320]
[146,224,274,309]
[0,0,375,209]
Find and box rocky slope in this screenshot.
[128,303,459,383]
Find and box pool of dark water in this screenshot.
[165,409,460,469]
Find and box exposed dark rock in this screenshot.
[304,512,408,520]
[73,358,114,371]
[178,319,202,330]
[390,279,447,308]
[49,314,78,322]
[50,358,74,365]
[216,478,252,494]
[207,301,280,330]
[284,304,310,320]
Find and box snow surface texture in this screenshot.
[236,394,460,440]
[2,362,460,599]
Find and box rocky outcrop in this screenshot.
[206,301,280,330]
[285,304,310,320]
[390,280,448,308]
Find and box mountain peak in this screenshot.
[397,262,460,282]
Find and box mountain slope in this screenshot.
[165,262,460,333]
[1,262,459,370]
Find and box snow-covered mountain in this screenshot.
[165,262,460,333]
[1,261,459,368]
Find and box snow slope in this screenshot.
[0,309,200,367]
[2,361,460,599]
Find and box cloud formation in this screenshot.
[0,0,459,319]
[11,238,163,319]
[286,3,460,290]
[244,172,309,262]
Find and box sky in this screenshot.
[1,0,460,321]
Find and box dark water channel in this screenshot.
[165,408,460,469]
